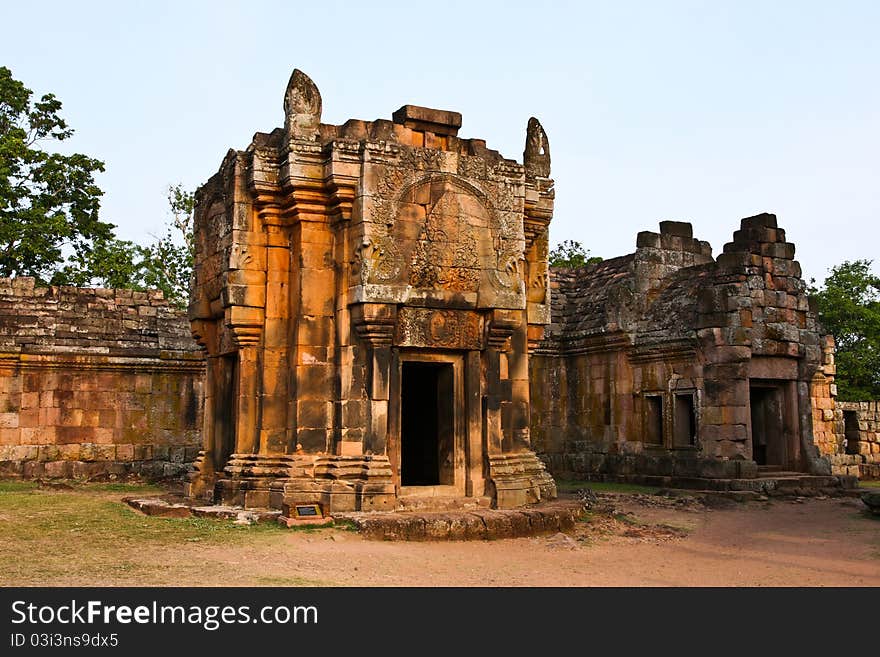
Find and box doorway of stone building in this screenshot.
[400,361,455,487]
[212,353,238,472]
[749,383,785,467]
[844,410,860,456]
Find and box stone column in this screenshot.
[351,303,397,456]
[485,310,518,454]
[258,223,291,454]
[465,349,484,496]
[290,219,336,454]
[235,344,261,455]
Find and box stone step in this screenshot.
[124,497,282,523]
[397,496,492,512]
[756,471,803,479]
[338,500,584,541]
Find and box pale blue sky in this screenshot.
[2,0,878,282]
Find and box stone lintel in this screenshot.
[659,220,693,238]
[392,105,462,136]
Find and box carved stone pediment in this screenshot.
[394,307,484,350]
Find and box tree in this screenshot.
[139,184,194,308]
[58,183,194,308]
[809,260,880,401]
[548,239,602,268]
[0,66,118,283]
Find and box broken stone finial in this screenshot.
[523,117,551,178]
[283,69,322,139]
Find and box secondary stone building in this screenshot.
[185,70,557,511]
[530,215,841,484]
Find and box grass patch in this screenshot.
[0,483,289,586]
[859,480,880,488]
[331,518,360,532]
[0,481,38,492]
[78,482,165,494]
[612,512,643,526]
[556,480,661,495]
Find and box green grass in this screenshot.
[612,512,643,526]
[0,481,293,585]
[0,485,286,544]
[556,480,661,495]
[331,518,360,532]
[0,480,38,492]
[859,480,880,488]
[79,482,165,493]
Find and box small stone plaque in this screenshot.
[294,504,321,518]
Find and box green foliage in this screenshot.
[138,183,194,308]
[51,183,195,307]
[548,239,602,268]
[809,260,880,400]
[0,66,115,283]
[55,235,145,289]
[0,68,195,307]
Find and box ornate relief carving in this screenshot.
[354,232,402,285]
[283,69,322,140]
[490,236,524,292]
[395,308,484,350]
[365,164,529,298]
[409,191,481,292]
[527,230,549,303]
[523,117,551,178]
[230,243,254,270]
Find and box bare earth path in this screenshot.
[204,496,878,587]
[1,483,877,587]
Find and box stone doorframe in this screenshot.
[748,378,801,471]
[387,349,485,499]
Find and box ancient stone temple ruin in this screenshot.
[531,215,841,484]
[186,70,556,510]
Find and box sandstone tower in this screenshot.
[186,70,557,511]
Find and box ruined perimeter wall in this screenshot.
[0,278,205,479]
[832,401,880,479]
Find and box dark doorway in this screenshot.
[750,385,784,466]
[844,411,860,456]
[644,395,663,445]
[401,361,454,486]
[213,354,238,471]
[674,393,696,447]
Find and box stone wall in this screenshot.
[832,401,880,479]
[0,278,205,479]
[810,336,841,464]
[531,214,831,481]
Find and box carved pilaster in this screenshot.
[487,309,519,350]
[351,303,397,348]
[351,304,397,455]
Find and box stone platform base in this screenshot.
[187,451,558,512]
[574,471,858,496]
[336,500,583,541]
[124,495,584,541]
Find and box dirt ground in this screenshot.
[1,481,877,587]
